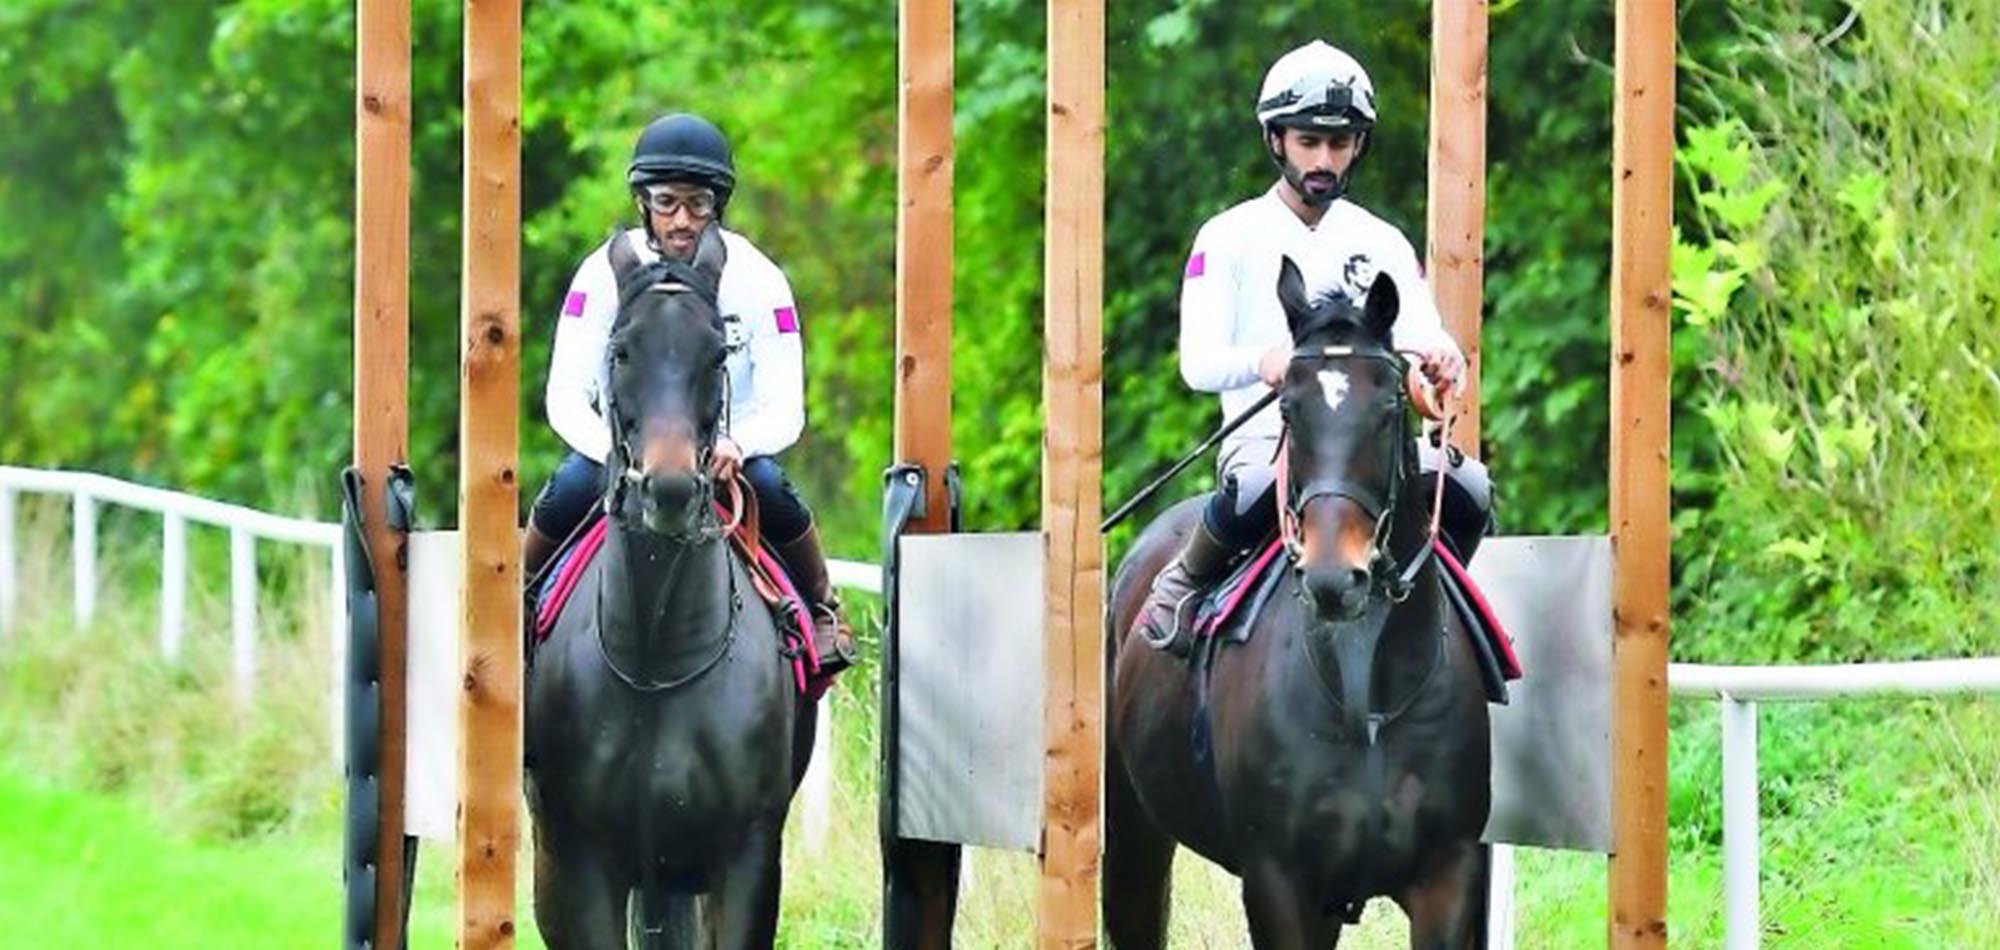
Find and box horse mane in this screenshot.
[1293,288,1381,347]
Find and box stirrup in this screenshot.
[1138,589,1201,656]
[809,606,857,674]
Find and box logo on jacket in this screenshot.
[1339,254,1379,299]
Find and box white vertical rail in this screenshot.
[161,512,187,662]
[0,487,15,641]
[72,492,97,626]
[329,544,347,768]
[799,701,833,848]
[230,527,257,701]
[1487,843,1517,950]
[1721,695,1760,950]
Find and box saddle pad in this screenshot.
[529,512,830,699]
[1196,538,1289,641]
[1190,536,1524,688]
[1435,540,1523,680]
[535,517,609,640]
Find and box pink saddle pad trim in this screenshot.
[535,518,609,639]
[1434,539,1523,679]
[1200,538,1288,637]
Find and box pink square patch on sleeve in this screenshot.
[1185,251,1207,278]
[561,290,588,317]
[774,306,800,334]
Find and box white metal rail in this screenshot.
[1669,658,2000,950]
[1493,657,2000,950]
[0,464,878,850]
[0,465,342,703]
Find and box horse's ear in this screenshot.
[693,223,727,287]
[1362,270,1400,342]
[607,231,643,297]
[1277,256,1313,340]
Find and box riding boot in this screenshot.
[774,520,858,677]
[1137,520,1236,656]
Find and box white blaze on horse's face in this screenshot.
[1315,369,1352,413]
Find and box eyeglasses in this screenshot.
[641,186,719,220]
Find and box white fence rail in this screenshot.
[1,466,343,703]
[1492,657,2000,950]
[1668,659,2000,950]
[0,465,878,696]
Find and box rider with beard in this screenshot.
[525,112,854,674]
[1136,41,1492,654]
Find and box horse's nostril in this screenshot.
[1348,567,1370,589]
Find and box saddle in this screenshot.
[527,483,840,699]
[1191,536,1522,703]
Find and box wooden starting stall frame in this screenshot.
[348,1,523,947]
[349,0,411,946]
[1608,0,1674,944]
[879,0,1104,947]
[1423,0,1673,945]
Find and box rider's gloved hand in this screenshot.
[709,436,745,482]
[1258,347,1290,388]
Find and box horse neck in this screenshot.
[596,518,735,680]
[1302,464,1445,739]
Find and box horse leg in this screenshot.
[532,829,630,950]
[631,884,705,950]
[708,823,784,950]
[1395,841,1489,950]
[1241,859,1341,950]
[1104,756,1176,949]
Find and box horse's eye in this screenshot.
[610,345,630,365]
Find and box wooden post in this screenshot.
[886,3,961,947]
[895,0,955,528]
[1609,0,1674,945]
[1041,0,1104,946]
[353,0,411,944]
[1426,0,1489,453]
[458,0,522,946]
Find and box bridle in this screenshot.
[1276,342,1439,603]
[601,259,732,546]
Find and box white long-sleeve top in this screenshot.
[1179,186,1460,472]
[545,227,806,463]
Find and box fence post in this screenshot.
[162,512,187,662]
[0,488,15,642]
[1721,695,1760,950]
[231,528,257,702]
[1488,843,1517,950]
[73,493,97,627]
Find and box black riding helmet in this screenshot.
[627,113,737,215]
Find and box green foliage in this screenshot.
[1673,0,2000,661]
[3,0,1996,666]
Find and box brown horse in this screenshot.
[1105,262,1491,949]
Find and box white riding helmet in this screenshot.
[1255,40,1377,132]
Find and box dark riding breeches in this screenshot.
[529,451,814,545]
[1204,438,1495,562]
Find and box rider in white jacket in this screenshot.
[1137,41,1486,653]
[526,112,853,672]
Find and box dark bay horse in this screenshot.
[526,226,816,949]
[1106,263,1491,949]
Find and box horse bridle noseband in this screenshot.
[1279,343,1436,602]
